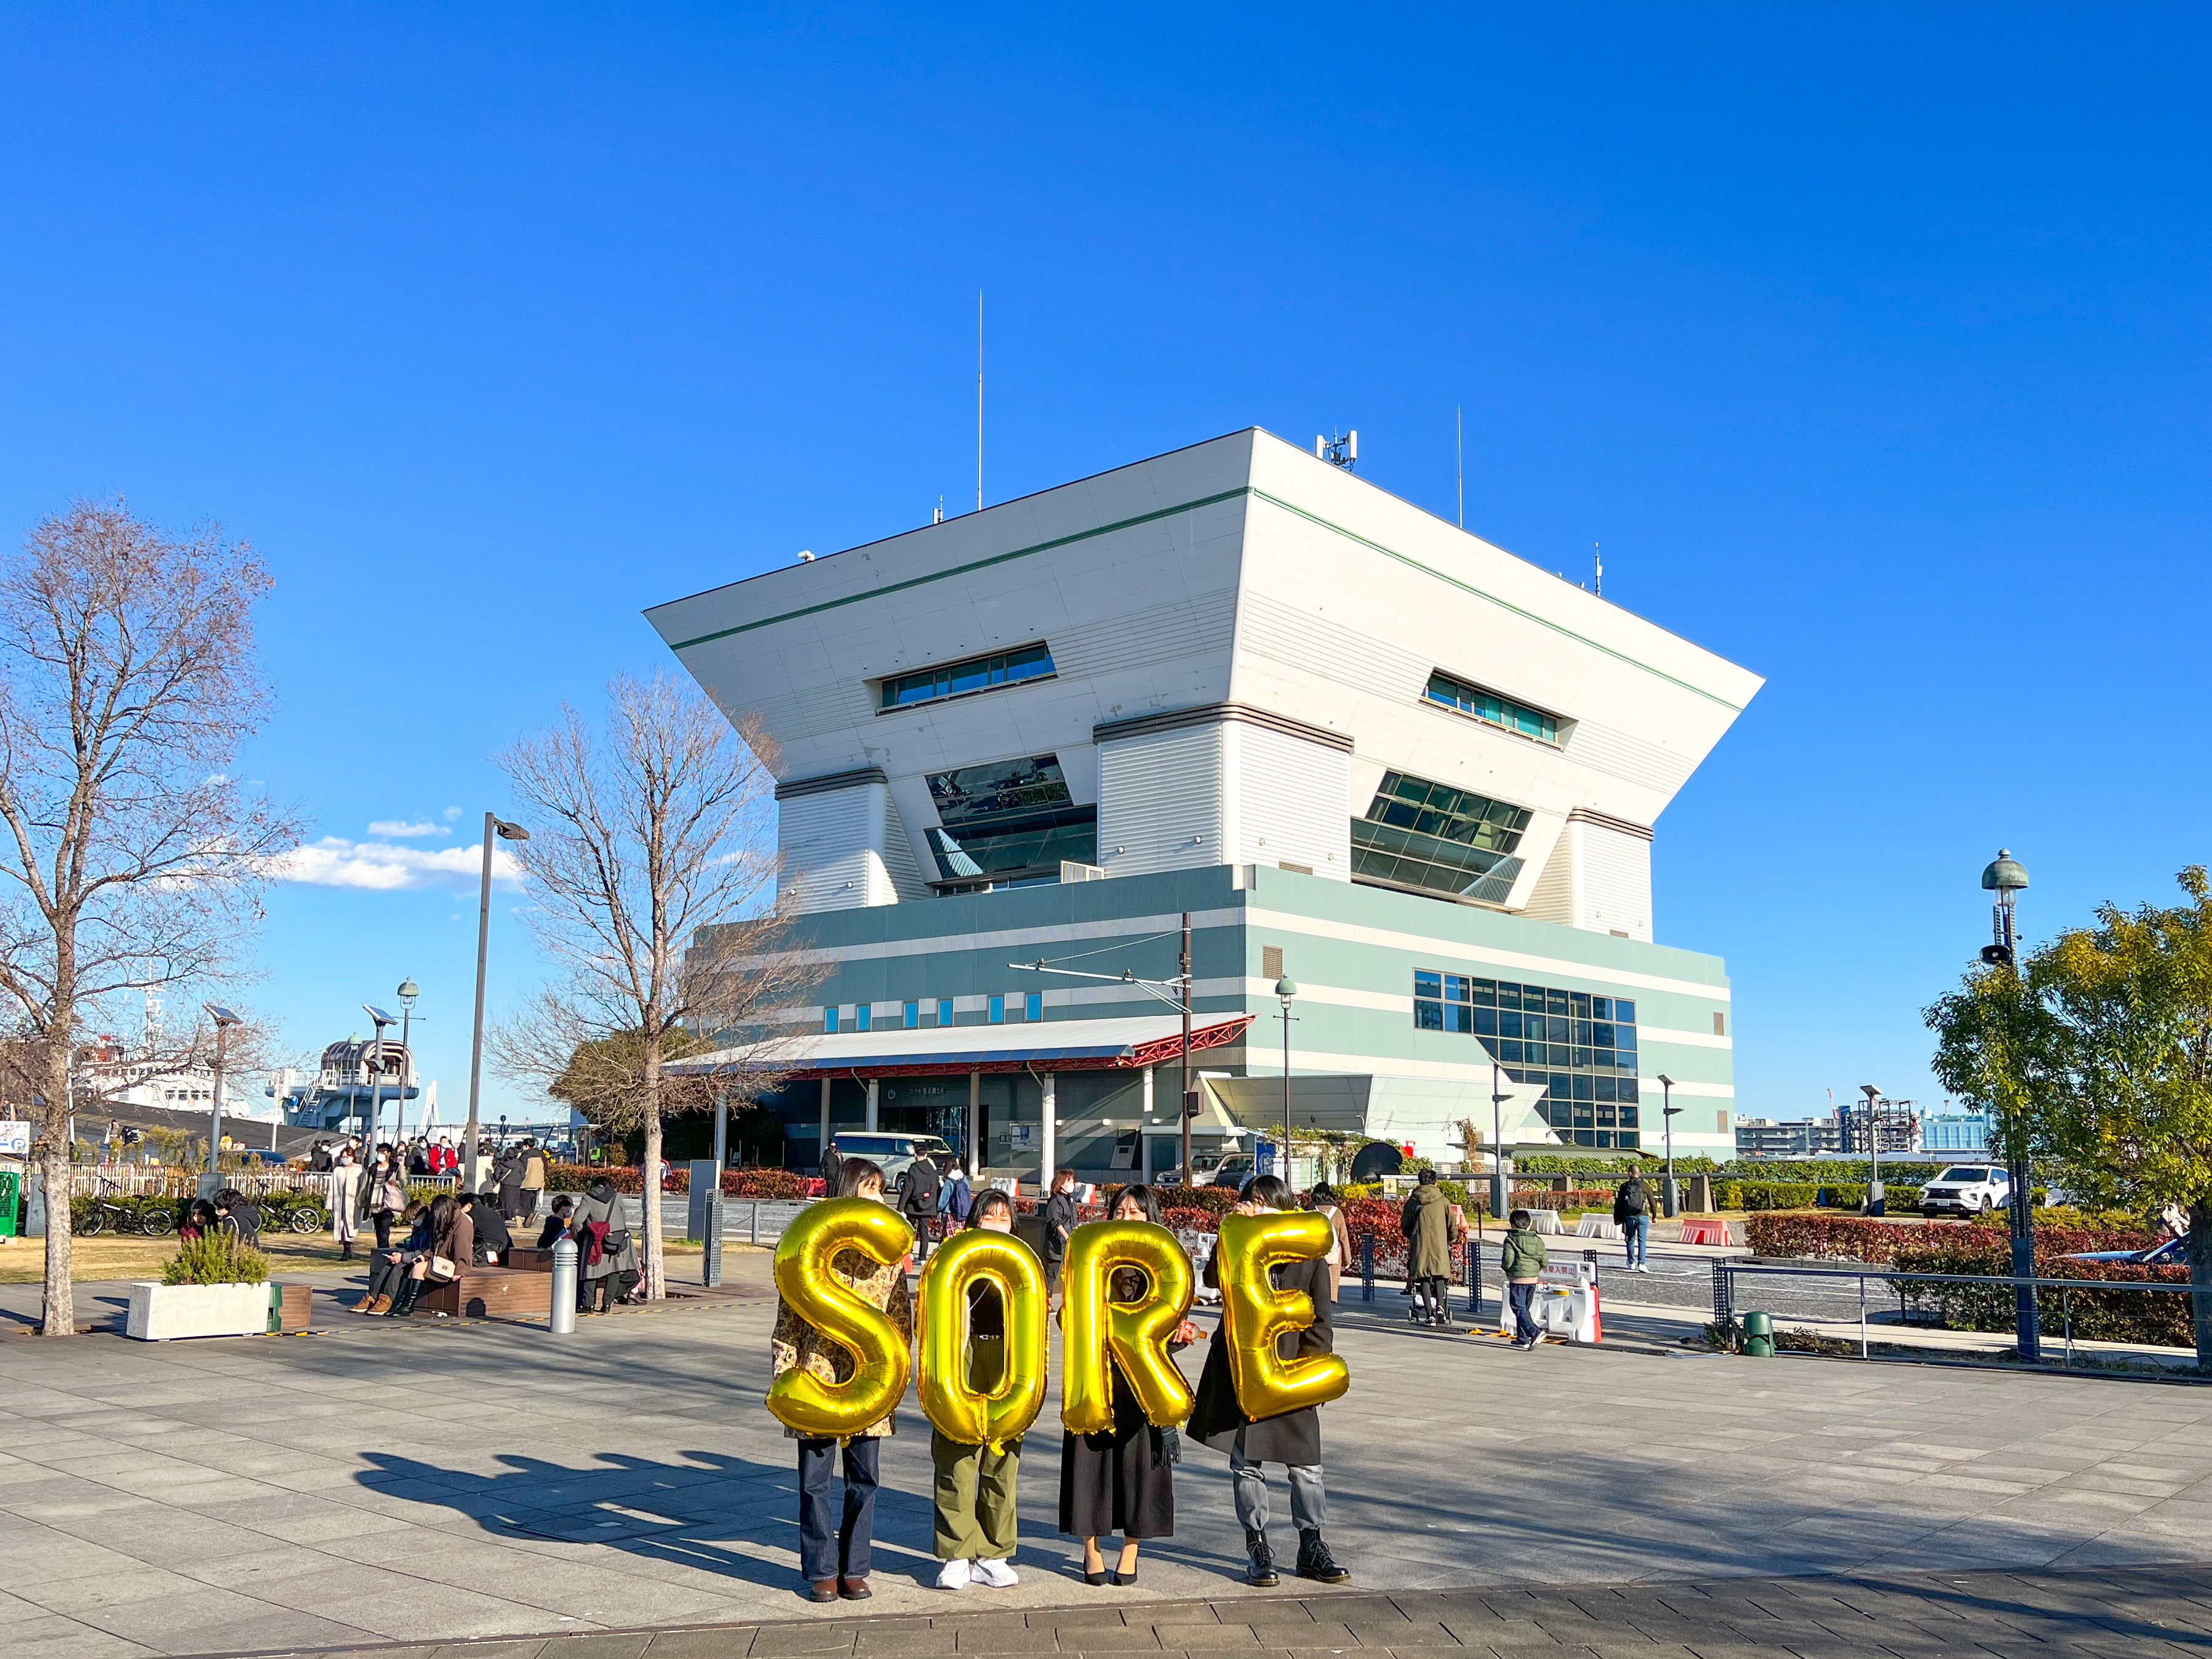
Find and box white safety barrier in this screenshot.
[1528,1209,1565,1234]
[1535,1258,1602,1343]
[1575,1213,1621,1240]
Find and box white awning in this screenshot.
[669,1012,1253,1077]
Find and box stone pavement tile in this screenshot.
[1047,1625,1160,1650]
[17,1567,222,1619]
[1148,1626,1258,1649]
[949,1629,1057,1653]
[1478,1645,1592,1659]
[1247,1625,1354,1649]
[1342,1625,1458,1647]
[7,1611,163,1659]
[1031,1610,1138,1629]
[540,1637,655,1659]
[268,1580,580,1645]
[748,1627,860,1657]
[850,1628,957,1657]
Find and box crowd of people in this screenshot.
[770,1158,1354,1604]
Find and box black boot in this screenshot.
[385,1275,423,1317]
[1245,1528,1279,1587]
[340,1241,353,1260]
[1296,1529,1351,1584]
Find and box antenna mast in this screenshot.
[1594,542,1602,597]
[976,290,984,513]
[1456,406,1463,527]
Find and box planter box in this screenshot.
[125,1280,271,1341]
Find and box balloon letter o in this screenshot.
[766,1198,914,1438]
[916,1228,1048,1448]
[1060,1220,1196,1434]
[1215,1209,1351,1423]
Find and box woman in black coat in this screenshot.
[1057,1183,1196,1586]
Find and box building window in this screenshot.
[1424,670,1561,745]
[1351,770,1530,905]
[1025,991,1043,1021]
[1413,970,1640,1147]
[939,998,954,1026]
[825,1007,839,1033]
[856,1005,872,1032]
[904,1001,920,1029]
[924,754,1097,889]
[881,642,1055,711]
[988,994,1005,1024]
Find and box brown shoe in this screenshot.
[348,1295,378,1314]
[369,1295,393,1314]
[839,1577,871,1601]
[808,1579,838,1604]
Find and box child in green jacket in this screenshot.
[1500,1209,1548,1351]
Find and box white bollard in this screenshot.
[550,1236,578,1335]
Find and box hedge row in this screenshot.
[1744,1212,2158,1266]
[1892,1230,2187,1348]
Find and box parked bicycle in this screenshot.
[78,1183,177,1236]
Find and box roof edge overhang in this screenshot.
[669,1014,1253,1081]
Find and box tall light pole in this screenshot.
[202,1005,242,1185]
[1179,913,1193,1188]
[1274,975,1297,1182]
[1657,1073,1680,1218]
[466,813,530,1193]
[396,978,419,1145]
[1982,847,2038,1361]
[1860,1082,1885,1215]
[362,1004,397,1149]
[1490,1060,1510,1217]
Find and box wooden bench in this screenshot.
[504,1247,556,1272]
[420,1265,554,1321]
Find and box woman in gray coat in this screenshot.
[572,1176,641,1311]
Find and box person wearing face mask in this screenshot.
[1057,1183,1197,1588]
[771,1157,914,1604]
[1188,1173,1350,1589]
[328,1145,364,1261]
[362,1145,408,1253]
[930,1188,1027,1591]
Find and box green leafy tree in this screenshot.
[1928,866,2212,1370]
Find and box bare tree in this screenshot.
[0,501,295,1335]
[490,672,819,1298]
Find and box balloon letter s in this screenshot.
[1214,1210,1351,1422]
[765,1198,914,1438]
[1060,1220,1196,1434]
[916,1228,1048,1448]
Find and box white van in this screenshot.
[1920,1164,2011,1216]
[830,1132,954,1194]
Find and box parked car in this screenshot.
[829,1131,954,1194]
[1920,1164,2012,1216]
[2063,1236,2187,1266]
[1208,1153,1256,1189]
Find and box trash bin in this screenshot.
[1742,1309,1775,1357]
[0,1169,18,1237]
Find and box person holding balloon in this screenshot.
[1188,1173,1352,1588]
[768,1157,915,1604]
[1057,1183,1199,1586]
[927,1187,1027,1590]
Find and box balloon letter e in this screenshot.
[765,1197,914,1439]
[916,1228,1048,1449]
[1060,1220,1196,1434]
[1214,1210,1351,1422]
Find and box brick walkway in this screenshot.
[197,1564,2212,1659]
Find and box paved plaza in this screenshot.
[1,1251,2210,1659]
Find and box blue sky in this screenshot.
[1,8,2205,1129]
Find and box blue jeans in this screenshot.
[1623,1213,1649,1268]
[797,1435,879,1582]
[1507,1281,1542,1343]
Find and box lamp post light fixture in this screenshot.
[1490,1059,1511,1218]
[394,977,420,1145]
[466,814,530,1194]
[1657,1073,1681,1218]
[1860,1083,1886,1215]
[1981,846,2039,1362]
[361,1003,397,1151]
[202,1005,243,1188]
[1275,975,1297,1183]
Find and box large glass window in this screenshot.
[1413,969,1641,1148]
[1424,670,1561,745]
[925,754,1098,889]
[1351,770,1530,905]
[882,643,1055,711]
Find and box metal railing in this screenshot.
[1714,1258,2203,1370]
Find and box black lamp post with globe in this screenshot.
[1982,848,2039,1362]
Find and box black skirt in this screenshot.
[1058,1361,1175,1540]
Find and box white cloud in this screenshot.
[442,806,463,821]
[367,819,449,838]
[267,836,525,891]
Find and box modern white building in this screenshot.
[651,428,1760,1180]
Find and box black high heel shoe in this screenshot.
[1111,1567,1138,1586]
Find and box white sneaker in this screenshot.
[936,1557,973,1589]
[974,1557,1018,1588]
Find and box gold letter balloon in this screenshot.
[1213,1210,1351,1421]
[1059,1220,1196,1434]
[915,1228,1048,1449]
[765,1197,915,1439]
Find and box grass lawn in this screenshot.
[0,1232,356,1284]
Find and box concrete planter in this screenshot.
[126,1280,271,1341]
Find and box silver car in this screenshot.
[831,1131,954,1194]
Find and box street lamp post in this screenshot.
[1274,975,1297,1183]
[361,1004,397,1153]
[396,977,418,1146]
[1658,1074,1680,1218]
[466,813,530,1194]
[202,1005,242,1192]
[1982,847,2038,1361]
[1860,1083,1885,1215]
[1490,1060,1510,1217]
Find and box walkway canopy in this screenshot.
[665,1012,1253,1080]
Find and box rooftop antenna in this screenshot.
[1315,429,1357,471]
[935,496,944,524]
[1593,542,1602,597]
[982,289,991,513]
[1456,406,1463,527]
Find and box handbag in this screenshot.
[426,1254,457,1281]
